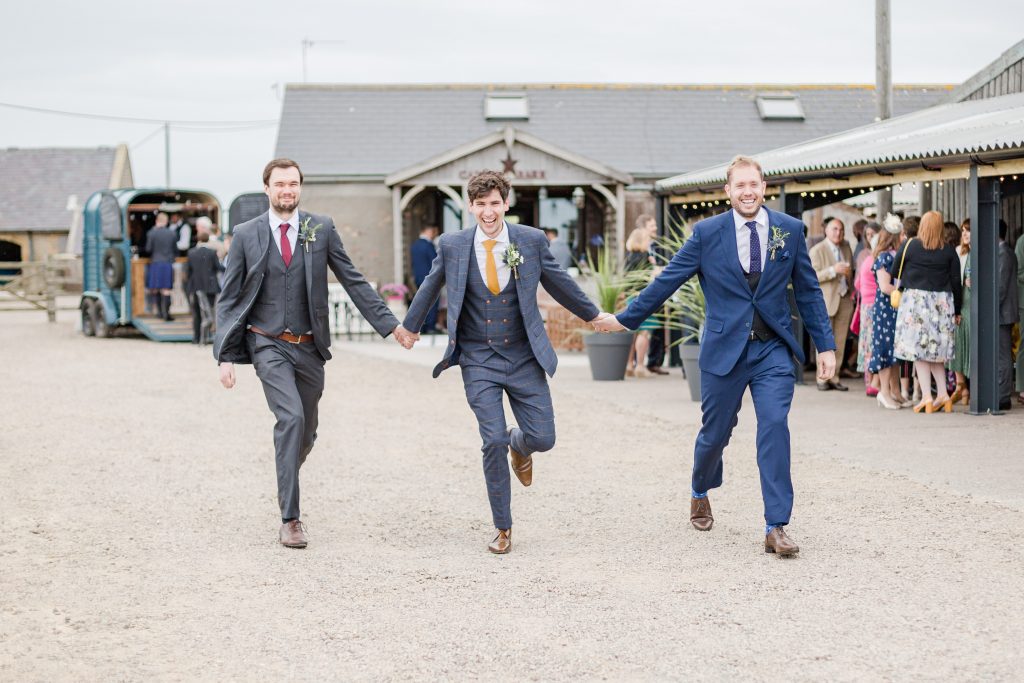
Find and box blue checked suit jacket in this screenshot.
[618,208,835,377]
[404,223,600,378]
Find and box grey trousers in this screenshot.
[461,355,555,530]
[1000,325,1014,404]
[248,333,325,521]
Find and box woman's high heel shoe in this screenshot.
[932,396,953,413]
[950,383,966,404]
[913,399,935,414]
[877,394,901,410]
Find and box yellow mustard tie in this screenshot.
[483,239,501,295]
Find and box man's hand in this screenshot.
[219,362,236,389]
[816,350,837,382]
[393,324,419,350]
[834,262,852,277]
[591,313,626,333]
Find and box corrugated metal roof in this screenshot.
[275,83,950,180]
[657,92,1024,193]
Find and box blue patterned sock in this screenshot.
[691,489,708,499]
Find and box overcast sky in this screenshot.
[2,0,1022,206]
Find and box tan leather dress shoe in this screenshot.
[488,528,512,554]
[508,427,532,487]
[279,520,308,548]
[690,496,713,531]
[764,527,799,556]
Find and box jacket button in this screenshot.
[503,318,508,323]
[504,339,509,343]
[502,299,507,303]
[486,300,491,304]
[488,339,492,344]
[450,340,455,345]
[486,319,492,324]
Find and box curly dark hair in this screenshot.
[466,170,510,202]
[262,158,304,186]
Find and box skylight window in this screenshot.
[756,94,805,120]
[485,94,529,120]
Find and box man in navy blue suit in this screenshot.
[410,225,440,333]
[594,156,836,556]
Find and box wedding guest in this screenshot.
[869,215,905,409]
[854,220,882,396]
[1016,231,1024,406]
[185,232,223,344]
[890,211,962,413]
[810,218,855,390]
[144,212,178,321]
[851,218,870,267]
[898,215,921,403]
[950,219,971,405]
[545,228,573,269]
[411,225,440,333]
[623,226,658,378]
[997,220,1020,410]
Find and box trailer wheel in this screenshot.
[91,300,113,338]
[102,247,126,289]
[81,299,96,337]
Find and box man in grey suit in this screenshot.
[215,158,417,548]
[404,171,605,554]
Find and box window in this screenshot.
[485,93,529,120]
[756,94,805,120]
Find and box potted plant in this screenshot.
[649,220,706,401]
[582,248,645,381]
[379,282,409,317]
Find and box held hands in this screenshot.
[816,350,837,383]
[219,362,236,389]
[393,324,419,350]
[590,312,626,333]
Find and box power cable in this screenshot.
[0,100,277,127]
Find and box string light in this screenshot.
[800,192,807,197]
[924,182,930,187]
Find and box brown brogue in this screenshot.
[279,520,308,549]
[508,427,533,487]
[690,496,714,531]
[764,527,799,556]
[488,528,512,554]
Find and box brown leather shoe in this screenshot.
[690,496,713,531]
[508,427,532,487]
[488,528,512,554]
[279,520,308,548]
[764,527,799,556]
[648,366,670,375]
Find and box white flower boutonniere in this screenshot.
[298,217,323,253]
[767,225,790,261]
[503,242,524,280]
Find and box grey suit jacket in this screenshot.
[403,223,599,378]
[213,211,398,364]
[998,240,1020,325]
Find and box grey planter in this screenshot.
[680,343,701,401]
[584,331,634,381]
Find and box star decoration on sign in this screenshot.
[500,153,518,175]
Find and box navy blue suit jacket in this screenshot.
[404,223,600,378]
[410,237,437,285]
[618,208,835,376]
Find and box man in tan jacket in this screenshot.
[810,218,855,391]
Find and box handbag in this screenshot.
[890,238,913,309]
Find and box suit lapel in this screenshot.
[760,208,784,284]
[253,211,272,273]
[507,223,527,301]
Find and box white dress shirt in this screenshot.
[474,223,512,291]
[269,210,299,257]
[733,207,769,273]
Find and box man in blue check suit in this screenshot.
[595,156,837,556]
[403,170,603,554]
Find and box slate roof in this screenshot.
[0,147,119,232]
[275,83,952,182]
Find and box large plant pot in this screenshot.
[680,343,701,401]
[584,331,634,381]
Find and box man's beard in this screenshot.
[733,199,762,219]
[271,197,298,214]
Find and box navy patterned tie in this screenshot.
[746,221,761,274]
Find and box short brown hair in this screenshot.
[466,170,510,202]
[725,155,764,183]
[635,213,655,230]
[918,210,945,250]
[263,158,304,186]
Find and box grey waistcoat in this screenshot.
[458,248,530,364]
[247,247,312,335]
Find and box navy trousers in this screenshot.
[693,338,795,527]
[460,356,555,529]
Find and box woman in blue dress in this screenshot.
[868,217,906,409]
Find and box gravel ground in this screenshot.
[2,309,1023,681]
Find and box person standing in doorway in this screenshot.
[145,212,178,321]
[411,225,440,334]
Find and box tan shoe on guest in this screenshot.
[279,520,308,549]
[764,527,799,556]
[690,496,714,531]
[488,528,512,554]
[508,426,533,487]
[634,367,652,378]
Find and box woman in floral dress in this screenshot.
[869,217,906,409]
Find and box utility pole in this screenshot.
[164,121,171,187]
[301,38,313,82]
[875,0,893,218]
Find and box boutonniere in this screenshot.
[503,242,524,280]
[767,225,790,261]
[298,216,323,253]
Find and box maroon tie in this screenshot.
[280,223,292,267]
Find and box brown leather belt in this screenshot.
[249,325,314,344]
